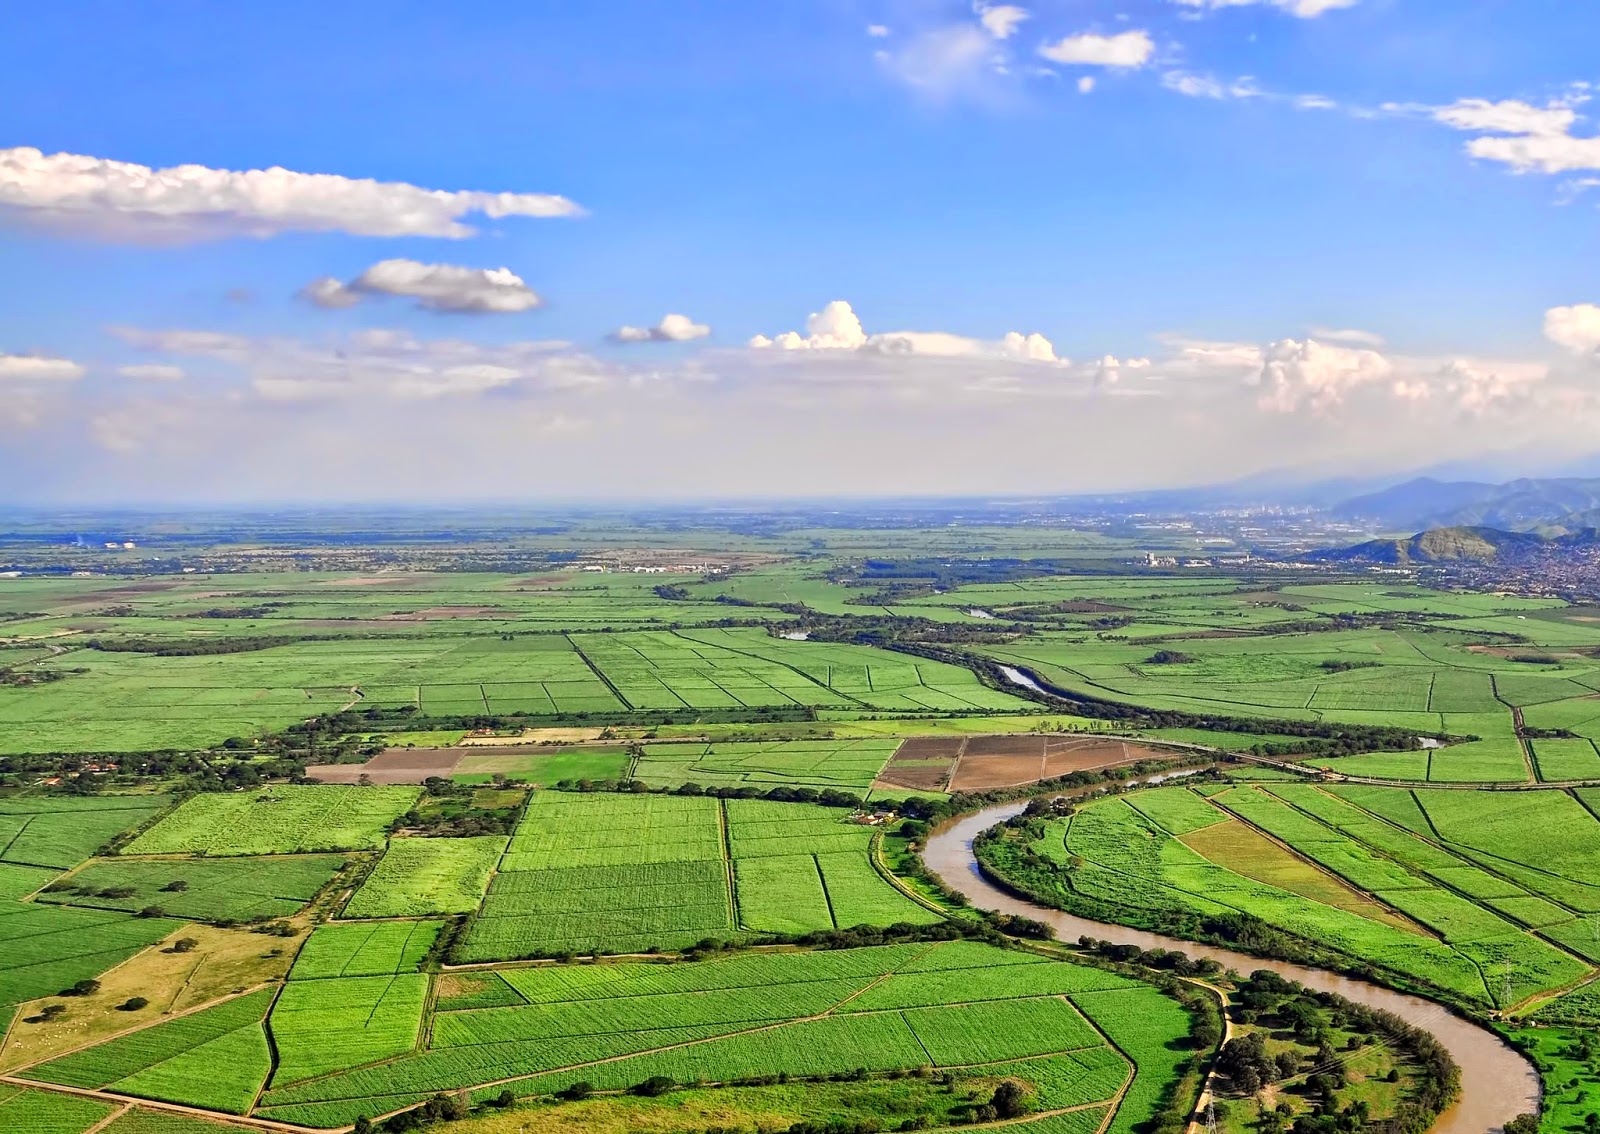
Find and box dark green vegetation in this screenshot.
[1212,970,1458,1134]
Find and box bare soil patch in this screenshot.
[305,748,464,784]
[874,737,963,791]
[948,736,1169,790]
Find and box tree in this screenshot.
[991,1081,1028,1119]
[631,1075,675,1097]
[118,996,149,1011]
[171,937,199,953]
[557,1081,594,1101]
[353,1119,374,1134]
[1504,1116,1539,1134]
[160,879,189,892]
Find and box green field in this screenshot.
[460,792,935,960]
[0,797,172,868]
[252,940,1183,1128]
[289,920,442,979]
[631,738,899,792]
[24,988,275,1113]
[985,782,1598,1008]
[37,853,346,922]
[341,835,505,918]
[125,785,420,855]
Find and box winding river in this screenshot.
[923,803,1538,1134]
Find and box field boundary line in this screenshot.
[718,798,739,930]
[670,628,870,709]
[0,1075,325,1134]
[1195,793,1440,941]
[563,633,633,710]
[80,1100,133,1134]
[7,981,280,1078]
[813,854,839,930]
[255,979,291,1115]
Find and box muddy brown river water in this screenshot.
[923,803,1539,1134]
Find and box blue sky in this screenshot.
[1,1,1597,502]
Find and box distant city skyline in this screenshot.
[1,1,1597,502]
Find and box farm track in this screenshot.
[0,1073,326,1133]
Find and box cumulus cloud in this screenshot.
[1431,98,1600,175]
[1546,305,1600,353]
[117,364,185,382]
[611,314,711,344]
[0,147,582,241]
[975,4,1028,40]
[749,300,1062,363]
[1253,339,1394,414]
[1038,31,1154,69]
[1091,355,1152,387]
[0,352,85,381]
[1171,0,1359,16]
[301,260,542,314]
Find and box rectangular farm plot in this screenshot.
[0,796,172,869]
[270,973,430,1084]
[461,794,732,959]
[36,854,347,922]
[341,836,505,918]
[125,784,420,856]
[633,739,899,792]
[290,920,442,979]
[1531,739,1600,782]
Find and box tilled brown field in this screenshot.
[875,737,963,791]
[948,736,1168,790]
[304,747,465,784]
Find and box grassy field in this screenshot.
[289,920,441,979]
[342,836,505,918]
[0,1084,119,1133]
[631,738,899,792]
[125,785,419,855]
[0,796,173,869]
[37,853,347,921]
[251,939,1187,1129]
[1506,1026,1600,1134]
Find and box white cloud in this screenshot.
[876,24,1000,97]
[1161,72,1261,100]
[1078,77,1097,94]
[750,300,1063,365]
[1171,0,1359,17]
[1254,338,1393,414]
[1435,99,1577,137]
[1038,31,1154,69]
[0,352,84,381]
[975,4,1028,40]
[1431,98,1600,175]
[301,259,542,314]
[611,314,712,344]
[117,364,185,382]
[867,24,890,37]
[1092,355,1151,387]
[1545,304,1600,353]
[112,324,611,402]
[0,146,582,241]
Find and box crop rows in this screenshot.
[290,920,442,979]
[37,853,345,922]
[126,785,420,856]
[270,973,430,1084]
[342,835,505,918]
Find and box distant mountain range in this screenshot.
[1331,477,1600,534]
[1305,525,1600,566]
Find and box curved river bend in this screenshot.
[924,803,1537,1134]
